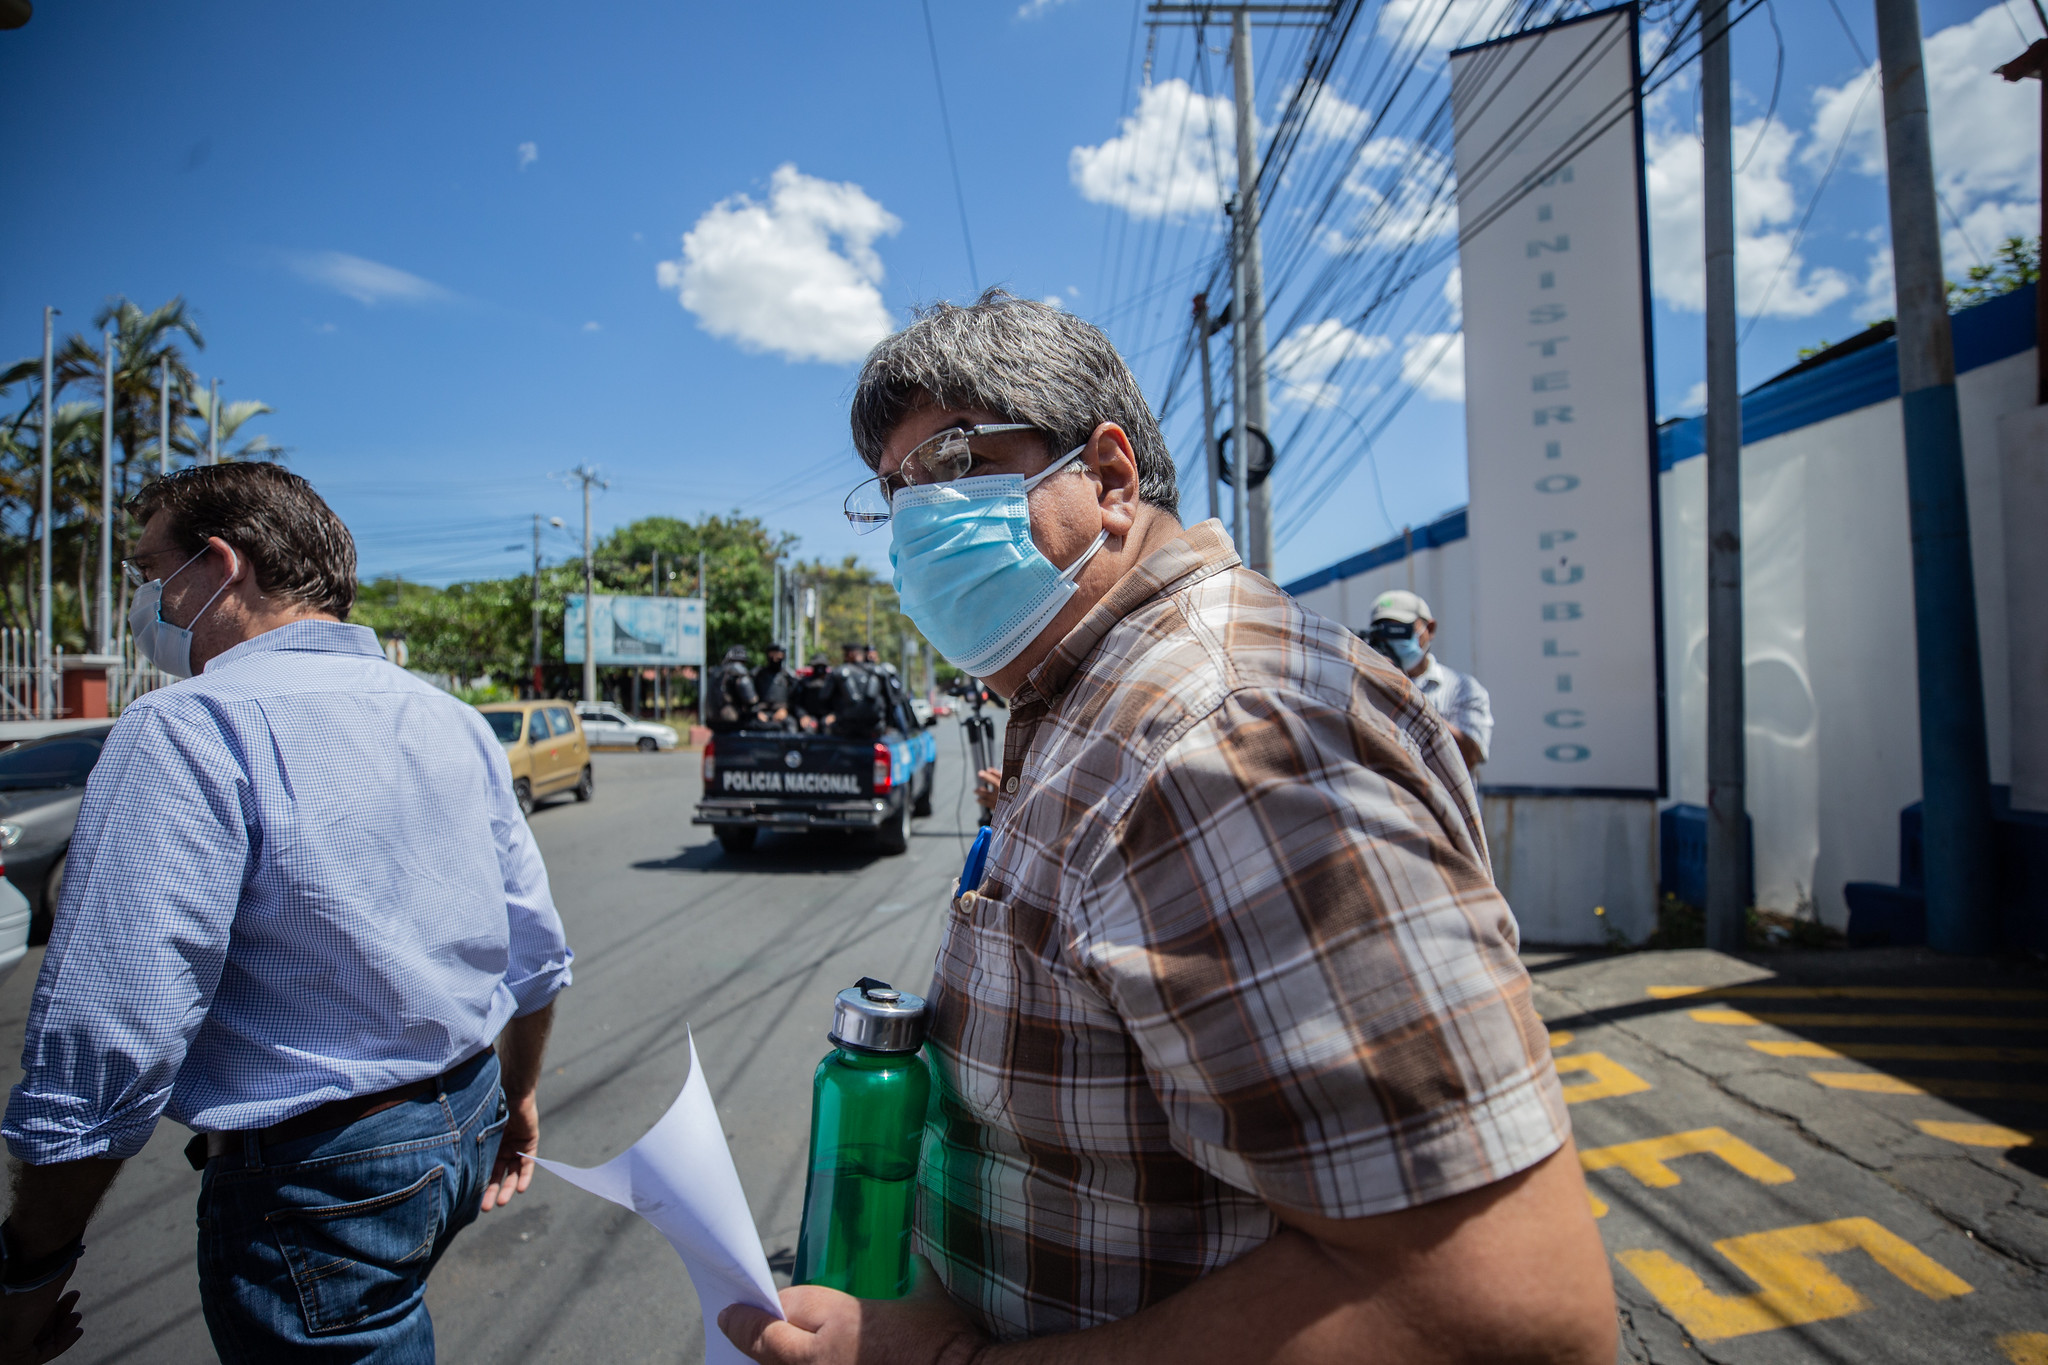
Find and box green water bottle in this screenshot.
[792,977,932,1299]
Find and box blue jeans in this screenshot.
[195,1050,508,1364]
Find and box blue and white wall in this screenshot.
[1283,285,2039,930]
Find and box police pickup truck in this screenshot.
[692,697,938,856]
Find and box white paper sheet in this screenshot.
[531,1032,785,1365]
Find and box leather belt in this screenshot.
[187,1046,493,1169]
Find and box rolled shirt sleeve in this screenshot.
[1073,685,1566,1221]
[491,755,573,1015]
[5,709,247,1164]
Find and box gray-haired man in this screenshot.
[720,290,1613,1365]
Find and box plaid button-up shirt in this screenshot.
[917,521,1566,1342]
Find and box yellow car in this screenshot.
[477,700,593,816]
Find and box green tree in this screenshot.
[1948,235,2040,310]
[0,296,281,649]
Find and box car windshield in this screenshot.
[0,733,108,791]
[485,712,525,744]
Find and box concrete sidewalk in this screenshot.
[1529,946,2047,1364]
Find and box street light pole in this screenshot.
[1874,0,1997,953]
[99,329,115,656]
[531,513,543,697]
[1703,0,1747,953]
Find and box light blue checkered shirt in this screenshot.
[4,620,573,1164]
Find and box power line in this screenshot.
[918,0,981,290]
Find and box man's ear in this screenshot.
[1086,422,1141,538]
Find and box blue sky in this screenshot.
[3,0,2038,588]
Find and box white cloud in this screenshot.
[1016,0,1075,17]
[517,141,538,171]
[582,320,602,332]
[1809,6,2039,271]
[1270,320,1392,408]
[1071,79,1237,220]
[286,251,453,306]
[1442,265,1463,324]
[656,164,900,365]
[1281,78,1372,145]
[1644,117,1851,318]
[1679,379,1707,415]
[1401,331,1464,402]
[1859,243,1895,318]
[1318,136,1458,253]
[1377,0,1516,52]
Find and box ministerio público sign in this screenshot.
[1449,3,1665,795]
[564,595,706,667]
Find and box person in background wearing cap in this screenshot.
[1366,590,1493,775]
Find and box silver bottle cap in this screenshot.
[829,977,928,1055]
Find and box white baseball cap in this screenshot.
[1369,590,1432,625]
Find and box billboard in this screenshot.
[564,595,705,666]
[1449,4,1664,795]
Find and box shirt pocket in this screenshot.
[933,889,1023,1129]
[267,1164,446,1335]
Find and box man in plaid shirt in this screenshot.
[723,292,1614,1365]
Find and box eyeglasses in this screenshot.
[842,423,1047,534]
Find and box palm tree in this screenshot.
[0,296,284,645]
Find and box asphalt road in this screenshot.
[0,727,995,1364]
[2,724,2042,1364]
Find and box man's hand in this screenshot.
[718,1258,986,1365]
[974,768,1000,813]
[483,1002,555,1213]
[480,1089,538,1212]
[0,1281,80,1364]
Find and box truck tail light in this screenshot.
[702,737,716,787]
[872,742,892,795]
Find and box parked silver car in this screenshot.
[574,704,680,752]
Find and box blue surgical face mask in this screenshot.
[1387,633,1426,670]
[889,454,1109,676]
[126,547,236,679]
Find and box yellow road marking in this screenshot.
[1548,1030,1575,1050]
[2000,1332,2048,1365]
[1651,985,2048,1002]
[1580,1127,1794,1198]
[1917,1121,2043,1149]
[1750,1039,2048,1063]
[1554,1051,1652,1104]
[1691,1007,2048,1030]
[1809,1072,2048,1102]
[1614,1216,1973,1343]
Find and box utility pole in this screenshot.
[1230,6,1273,576]
[158,360,170,475]
[39,307,55,719]
[560,465,608,705]
[1875,0,1997,953]
[99,329,115,655]
[207,379,219,465]
[1230,199,1251,554]
[1194,292,1223,524]
[1146,4,1331,573]
[1703,0,1747,954]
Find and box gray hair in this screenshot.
[849,289,1180,518]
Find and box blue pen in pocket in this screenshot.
[958,826,993,896]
